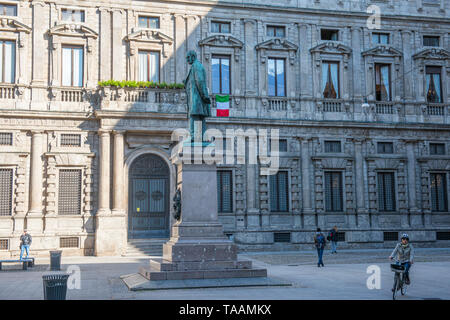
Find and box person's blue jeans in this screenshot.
[317,247,324,266]
[331,241,337,253]
[397,261,411,277]
[20,245,30,260]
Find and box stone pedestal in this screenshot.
[140,146,267,281]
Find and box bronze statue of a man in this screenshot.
[183,50,211,142]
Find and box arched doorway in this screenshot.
[128,153,170,239]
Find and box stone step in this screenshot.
[149,258,252,272]
[139,266,267,281]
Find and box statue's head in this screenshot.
[186,50,197,65]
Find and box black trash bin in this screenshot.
[42,273,70,300]
[50,250,62,271]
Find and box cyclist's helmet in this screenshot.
[401,233,409,240]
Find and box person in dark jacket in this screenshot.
[19,229,32,260]
[328,226,338,254]
[314,228,326,267]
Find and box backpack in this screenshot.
[327,231,332,241]
[316,234,325,248]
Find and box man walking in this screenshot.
[328,226,338,254]
[19,229,32,260]
[314,228,326,267]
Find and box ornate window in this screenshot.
[62,45,83,87]
[58,169,82,215]
[426,66,442,103]
[0,132,12,145]
[377,172,396,212]
[0,40,15,83]
[322,61,339,99]
[138,50,159,82]
[324,171,343,212]
[125,30,173,83]
[217,170,233,213]
[211,55,230,94]
[270,171,289,212]
[375,63,391,101]
[60,134,81,147]
[0,168,12,216]
[430,173,448,212]
[268,57,285,97]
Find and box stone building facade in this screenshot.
[0,0,449,257]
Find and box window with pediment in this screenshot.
[125,29,173,83]
[62,45,83,87]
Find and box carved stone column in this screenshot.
[27,131,44,233]
[300,137,315,228]
[97,130,111,216]
[354,138,368,228]
[112,131,125,215]
[404,139,421,227]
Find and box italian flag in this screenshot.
[215,94,230,117]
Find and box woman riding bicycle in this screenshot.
[389,233,414,285]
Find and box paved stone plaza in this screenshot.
[0,248,449,300]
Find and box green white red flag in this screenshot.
[215,94,230,117]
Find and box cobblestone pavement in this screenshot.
[0,248,449,300]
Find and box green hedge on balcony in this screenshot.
[98,80,184,89]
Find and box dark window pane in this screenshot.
[268,58,286,97]
[431,173,448,212]
[1,4,17,16]
[217,171,233,213]
[377,142,394,154]
[430,143,445,155]
[0,169,13,216]
[321,29,339,41]
[423,36,439,47]
[58,169,82,215]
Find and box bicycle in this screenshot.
[390,261,408,300]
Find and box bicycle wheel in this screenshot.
[401,274,407,295]
[392,274,398,300]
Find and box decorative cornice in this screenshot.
[0,17,32,33]
[309,41,352,55]
[361,45,403,57]
[256,38,298,52]
[198,35,243,48]
[412,47,450,60]
[125,29,173,44]
[48,24,98,39]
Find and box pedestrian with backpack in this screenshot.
[314,228,326,267]
[327,226,338,254]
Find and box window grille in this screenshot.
[325,171,343,212]
[0,132,12,145]
[321,29,339,40]
[0,239,8,250]
[61,134,81,147]
[436,232,450,241]
[217,171,233,213]
[423,36,439,47]
[58,169,82,215]
[378,172,396,212]
[274,232,291,243]
[336,232,346,242]
[270,171,289,212]
[325,141,341,153]
[0,169,13,216]
[60,237,79,248]
[430,173,448,212]
[384,232,398,241]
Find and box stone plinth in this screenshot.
[143,145,267,281]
